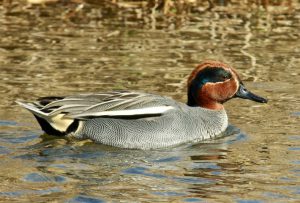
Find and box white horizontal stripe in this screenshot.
[71,106,174,118]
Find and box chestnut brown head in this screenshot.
[187,60,267,110]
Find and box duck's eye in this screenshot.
[222,73,232,80]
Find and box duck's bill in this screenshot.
[235,84,268,103]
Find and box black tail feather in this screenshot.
[34,115,65,136]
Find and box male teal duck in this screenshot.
[17,60,267,149]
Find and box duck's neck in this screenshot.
[197,99,224,110]
[187,91,224,110]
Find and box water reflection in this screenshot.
[28,129,242,198]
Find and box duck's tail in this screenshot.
[16,100,79,136]
[16,100,48,118]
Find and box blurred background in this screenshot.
[0,0,299,202]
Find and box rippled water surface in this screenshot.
[0,2,300,202]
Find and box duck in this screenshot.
[16,60,267,149]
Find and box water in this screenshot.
[0,2,300,202]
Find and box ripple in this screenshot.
[152,156,181,163]
[288,135,300,140]
[288,147,300,151]
[2,134,38,144]
[123,166,214,185]
[153,191,186,197]
[237,200,263,203]
[123,167,166,179]
[23,172,67,183]
[263,192,289,199]
[0,131,39,144]
[0,187,61,197]
[184,198,204,202]
[280,186,300,195]
[173,176,213,184]
[225,132,248,145]
[191,162,221,170]
[0,120,17,126]
[67,195,105,203]
[0,146,10,155]
[291,112,300,116]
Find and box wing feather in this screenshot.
[81,98,126,113]
[32,91,176,119]
[48,104,91,116]
[42,98,90,109]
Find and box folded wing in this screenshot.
[18,91,176,121]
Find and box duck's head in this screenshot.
[187,60,267,110]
